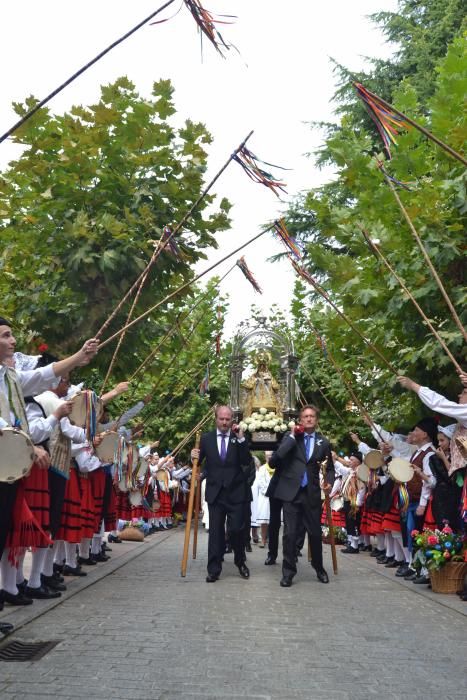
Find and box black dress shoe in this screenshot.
[238,564,250,579]
[264,556,277,565]
[101,543,112,552]
[41,574,67,592]
[78,556,97,566]
[385,559,404,569]
[91,552,110,563]
[413,575,430,585]
[370,548,385,558]
[395,564,411,577]
[0,622,14,635]
[53,563,64,573]
[245,543,252,553]
[280,576,293,587]
[52,572,65,583]
[404,569,418,581]
[25,585,61,600]
[378,555,394,565]
[363,544,373,552]
[206,574,219,583]
[108,534,122,544]
[1,590,33,606]
[341,546,359,554]
[316,569,330,584]
[62,565,87,577]
[17,579,28,593]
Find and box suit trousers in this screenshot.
[267,496,283,559]
[208,489,246,576]
[282,487,323,578]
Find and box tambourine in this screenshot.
[95,431,119,463]
[129,489,143,507]
[0,427,35,483]
[356,462,370,484]
[388,457,414,484]
[364,450,384,470]
[69,390,103,428]
[330,495,344,511]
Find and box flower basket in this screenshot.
[119,526,144,542]
[430,562,467,594]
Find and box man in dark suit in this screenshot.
[191,405,253,583]
[269,404,334,587]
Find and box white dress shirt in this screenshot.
[411,442,437,507]
[418,387,467,427]
[0,363,57,429]
[371,423,416,459]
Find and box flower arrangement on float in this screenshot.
[411,524,465,571]
[238,407,293,434]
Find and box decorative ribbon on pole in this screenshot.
[353,83,467,166]
[289,257,398,375]
[236,256,262,293]
[0,0,177,146]
[358,226,464,372]
[97,226,271,350]
[273,219,302,259]
[96,130,254,339]
[380,171,467,344]
[233,146,288,197]
[181,1,237,57]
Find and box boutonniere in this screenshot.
[317,439,323,446]
[230,437,237,444]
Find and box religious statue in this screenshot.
[241,351,282,416]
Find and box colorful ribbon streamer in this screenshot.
[183,1,236,57]
[353,82,411,159]
[236,256,262,293]
[84,390,99,442]
[375,158,414,191]
[398,483,410,515]
[273,219,302,259]
[234,146,288,197]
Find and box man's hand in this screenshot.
[293,424,305,437]
[93,434,104,447]
[379,441,392,456]
[34,446,50,469]
[191,448,200,461]
[322,482,332,493]
[232,423,244,439]
[415,505,426,516]
[349,432,360,444]
[331,450,338,461]
[54,401,73,420]
[76,338,99,366]
[397,376,421,393]
[458,371,467,387]
[114,381,130,395]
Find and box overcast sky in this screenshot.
[0,0,398,337]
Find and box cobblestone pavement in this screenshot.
[0,528,465,700]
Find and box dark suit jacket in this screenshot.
[269,431,334,506]
[199,430,253,505]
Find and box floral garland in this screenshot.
[411,524,466,571]
[239,408,293,434]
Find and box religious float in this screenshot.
[229,317,299,450]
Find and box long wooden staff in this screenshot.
[192,473,202,560]
[0,0,177,145]
[96,130,254,339]
[359,86,467,167]
[169,406,214,458]
[181,431,201,577]
[300,365,349,429]
[290,258,398,375]
[382,174,467,343]
[306,321,385,443]
[321,459,338,575]
[97,227,269,350]
[358,226,464,372]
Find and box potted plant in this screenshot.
[411,525,466,594]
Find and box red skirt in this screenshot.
[89,469,106,532]
[23,462,51,533]
[423,498,436,530]
[56,467,82,543]
[79,474,96,539]
[382,493,402,533]
[320,503,346,528]
[115,491,152,521]
[173,492,188,515]
[154,490,172,518]
[104,483,117,531]
[366,510,385,535]
[6,477,52,564]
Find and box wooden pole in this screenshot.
[360,86,467,167]
[358,226,464,372]
[321,460,338,575]
[383,174,467,343]
[96,130,254,339]
[181,432,201,577]
[97,227,269,350]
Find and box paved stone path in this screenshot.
[0,528,465,700]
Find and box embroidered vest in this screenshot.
[450,424,467,476]
[33,392,72,479]
[0,367,29,432]
[407,446,434,502]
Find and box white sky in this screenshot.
[0,0,398,338]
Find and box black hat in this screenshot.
[413,417,439,447]
[0,317,11,327]
[350,450,363,463]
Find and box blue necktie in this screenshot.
[301,435,310,487]
[220,433,227,461]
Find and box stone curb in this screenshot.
[0,530,176,636]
